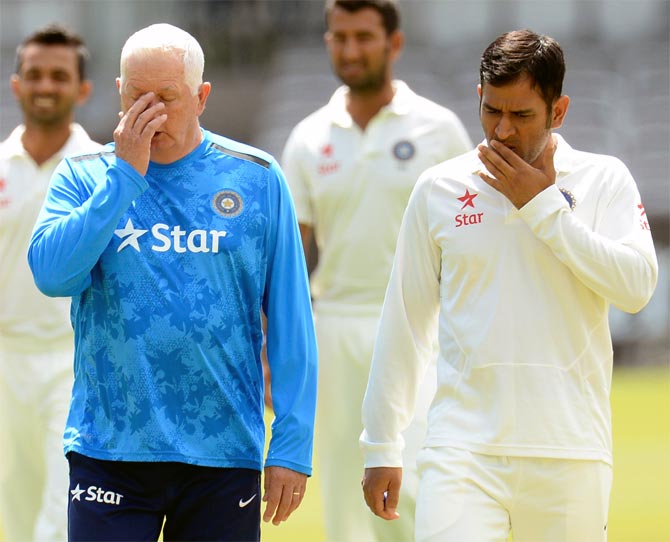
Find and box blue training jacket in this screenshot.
[28,129,317,475]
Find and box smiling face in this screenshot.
[324,6,401,94]
[117,49,210,164]
[478,75,569,167]
[11,43,90,129]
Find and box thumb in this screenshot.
[384,485,401,518]
[540,135,558,182]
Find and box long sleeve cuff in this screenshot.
[359,430,405,468]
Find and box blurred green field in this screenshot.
[608,365,670,542]
[263,365,670,542]
[0,365,666,542]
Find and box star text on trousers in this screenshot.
[71,484,85,501]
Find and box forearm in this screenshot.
[520,185,658,313]
[29,158,147,297]
[360,279,437,467]
[264,167,318,474]
[361,182,440,467]
[265,292,317,474]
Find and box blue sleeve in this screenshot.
[28,154,148,297]
[262,160,318,475]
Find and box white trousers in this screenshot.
[0,345,72,542]
[416,447,612,542]
[314,310,436,542]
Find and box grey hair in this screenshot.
[119,23,204,95]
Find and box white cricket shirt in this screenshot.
[282,81,472,313]
[361,135,658,466]
[0,124,101,350]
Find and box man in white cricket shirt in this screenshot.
[281,1,472,540]
[361,29,658,542]
[0,23,101,542]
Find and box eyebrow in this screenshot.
[482,102,535,115]
[126,83,178,93]
[24,66,70,74]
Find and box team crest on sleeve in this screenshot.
[559,188,576,211]
[392,140,415,161]
[212,190,244,217]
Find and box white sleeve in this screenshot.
[518,164,658,314]
[360,177,441,467]
[280,125,314,226]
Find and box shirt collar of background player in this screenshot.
[1,123,92,162]
[327,80,415,128]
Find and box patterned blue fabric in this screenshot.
[29,130,317,474]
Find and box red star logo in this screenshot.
[457,189,478,209]
[0,178,6,192]
[638,203,647,216]
[321,144,333,158]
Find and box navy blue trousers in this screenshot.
[67,452,261,541]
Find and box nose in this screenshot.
[494,114,516,140]
[341,38,361,60]
[33,75,58,93]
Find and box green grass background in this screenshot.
[0,365,666,542]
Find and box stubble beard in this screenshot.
[336,61,387,95]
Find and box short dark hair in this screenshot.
[15,23,90,80]
[325,0,401,35]
[480,29,565,111]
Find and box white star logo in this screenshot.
[114,218,148,252]
[71,483,85,501]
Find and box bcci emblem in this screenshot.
[392,140,415,161]
[213,190,244,217]
[559,188,576,211]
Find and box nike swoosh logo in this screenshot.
[239,494,257,508]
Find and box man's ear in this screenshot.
[10,74,20,100]
[77,79,93,106]
[551,95,570,129]
[196,82,212,115]
[389,30,404,63]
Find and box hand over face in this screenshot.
[477,136,557,209]
[113,92,167,176]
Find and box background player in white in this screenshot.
[361,29,658,542]
[281,1,471,540]
[0,23,101,542]
[28,24,316,541]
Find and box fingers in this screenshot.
[117,92,167,138]
[538,135,558,180]
[477,142,506,183]
[262,486,302,525]
[262,466,307,526]
[477,138,557,208]
[477,140,518,179]
[362,467,401,521]
[363,484,389,518]
[384,480,402,517]
[489,139,521,162]
[113,92,167,176]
